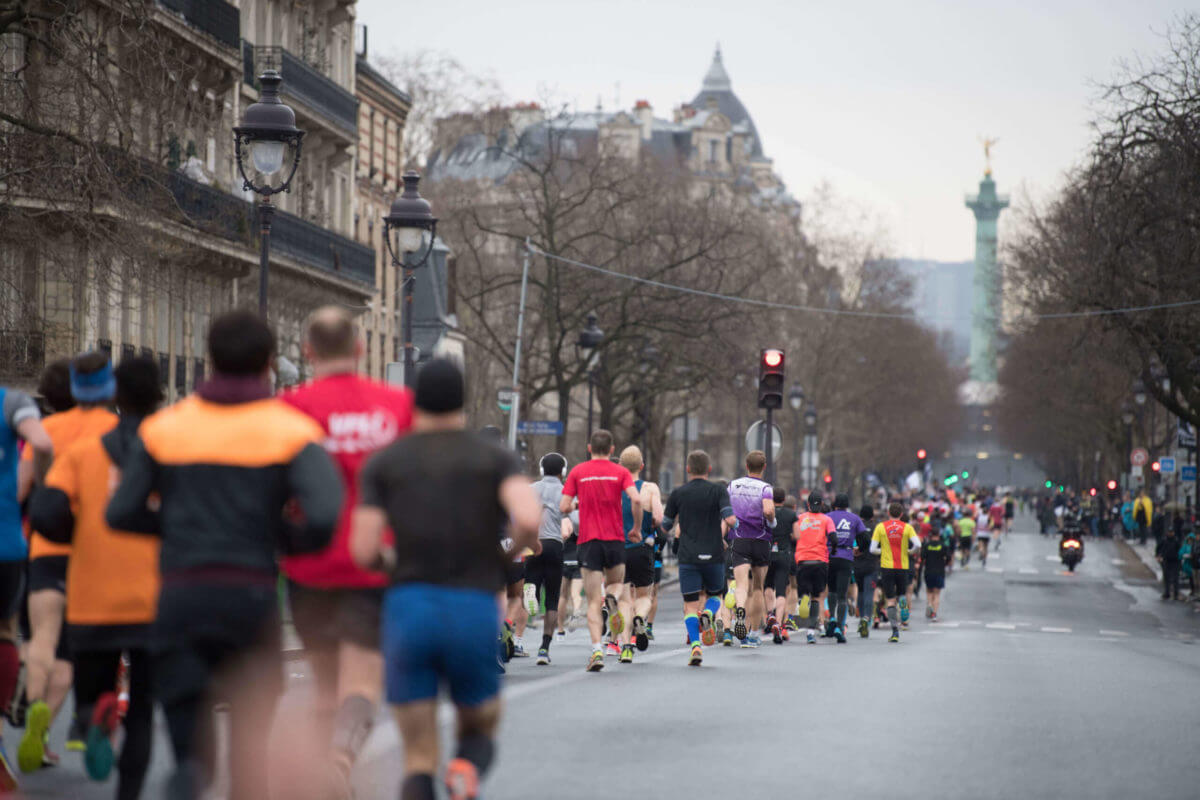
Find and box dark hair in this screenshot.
[589,429,614,456]
[860,504,875,522]
[540,452,567,478]
[784,494,798,509]
[305,307,359,359]
[72,351,109,375]
[888,501,904,519]
[37,359,75,413]
[773,487,786,504]
[806,491,823,512]
[745,450,766,474]
[686,450,710,476]
[114,357,163,417]
[208,310,275,376]
[833,492,849,510]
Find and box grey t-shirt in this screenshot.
[530,476,564,542]
[3,390,39,429]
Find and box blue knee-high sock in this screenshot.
[685,613,700,645]
[703,596,722,617]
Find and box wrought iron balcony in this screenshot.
[243,43,357,135]
[0,330,45,381]
[159,0,240,50]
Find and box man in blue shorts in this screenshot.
[661,451,735,667]
[351,359,541,800]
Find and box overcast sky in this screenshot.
[357,0,1188,262]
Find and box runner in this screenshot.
[278,307,414,795]
[869,502,922,643]
[957,507,976,568]
[555,512,583,637]
[793,492,836,644]
[20,353,118,773]
[922,515,949,620]
[525,453,569,664]
[29,356,162,798]
[727,451,775,648]
[616,446,662,661]
[558,430,641,672]
[853,504,877,638]
[106,310,343,800]
[0,381,53,791]
[350,357,541,800]
[764,490,797,644]
[984,495,1005,564]
[660,451,735,666]
[825,493,867,644]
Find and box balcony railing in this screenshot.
[0,330,45,381]
[158,0,240,50]
[243,43,357,135]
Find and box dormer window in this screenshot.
[708,139,719,163]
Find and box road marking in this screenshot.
[986,567,1003,574]
[1110,559,1125,565]
[1099,630,1129,637]
[938,622,960,628]
[1041,626,1072,633]
[919,630,942,634]
[1045,555,1059,562]
[1019,567,1038,574]
[961,620,982,626]
[986,622,1016,630]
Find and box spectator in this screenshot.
[1133,488,1153,546]
[1156,523,1182,600]
[1179,528,1195,597]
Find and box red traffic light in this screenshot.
[823,474,832,484]
[916,449,927,460]
[1151,461,1161,472]
[1089,487,1097,496]
[1106,479,1118,490]
[763,349,783,368]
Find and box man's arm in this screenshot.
[501,475,542,555]
[350,506,391,572]
[645,483,664,527]
[280,442,344,555]
[762,491,776,524]
[559,492,575,515]
[29,448,77,544]
[625,484,642,543]
[16,417,53,487]
[106,435,162,535]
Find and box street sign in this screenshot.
[1159,456,1176,475]
[1130,448,1149,467]
[1131,464,1143,478]
[516,420,563,436]
[744,420,783,459]
[1182,465,1197,483]
[1180,422,1197,449]
[497,387,516,413]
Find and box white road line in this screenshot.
[1099,629,1129,637]
[919,630,942,634]
[1045,555,1059,562]
[1041,626,1072,633]
[1019,567,1038,574]
[1110,559,1125,565]
[986,622,1016,630]
[937,622,960,628]
[961,620,982,626]
[986,567,1003,574]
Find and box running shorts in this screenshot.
[678,562,725,599]
[579,540,625,572]
[504,560,525,587]
[765,550,792,596]
[382,584,499,707]
[623,545,655,588]
[925,573,945,590]
[827,558,853,596]
[523,540,564,609]
[730,538,771,568]
[795,561,828,598]
[0,561,23,620]
[562,540,581,581]
[879,568,909,599]
[28,555,67,594]
[288,582,384,651]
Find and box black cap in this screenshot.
[415,358,464,413]
[807,491,823,511]
[833,493,850,510]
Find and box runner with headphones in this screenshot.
[525,453,569,665]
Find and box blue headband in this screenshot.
[70,361,115,403]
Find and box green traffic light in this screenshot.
[1058,485,1064,492]
[961,471,969,479]
[1044,480,1052,488]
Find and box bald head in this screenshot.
[304,306,361,370]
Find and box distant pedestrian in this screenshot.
[1157,524,1182,600]
[1133,489,1152,545]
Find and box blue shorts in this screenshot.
[678,562,725,598]
[382,584,500,707]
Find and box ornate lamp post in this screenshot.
[576,313,603,445]
[383,171,438,387]
[788,382,805,496]
[803,402,818,491]
[234,70,305,317]
[1121,399,1136,493]
[638,343,659,458]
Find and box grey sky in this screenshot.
[356,0,1189,261]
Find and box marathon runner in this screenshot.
[853,504,877,638]
[351,358,541,800]
[106,310,342,800]
[555,512,583,637]
[764,490,797,644]
[957,507,976,568]
[661,451,734,666]
[922,514,949,620]
[870,502,922,642]
[0,380,53,790]
[30,356,162,798]
[278,307,414,794]
[793,492,836,644]
[826,493,867,644]
[525,453,569,664]
[727,451,775,648]
[617,446,662,661]
[559,430,641,672]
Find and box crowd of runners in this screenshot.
[0,304,1020,800]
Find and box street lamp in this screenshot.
[1132,378,1147,407]
[637,343,659,458]
[233,70,305,317]
[1121,399,1135,493]
[788,383,805,495]
[383,171,438,387]
[576,313,603,443]
[803,402,818,491]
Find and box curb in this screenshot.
[1115,536,1161,582]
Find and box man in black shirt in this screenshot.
[921,518,949,620]
[661,451,735,667]
[351,359,541,800]
[854,504,878,637]
[765,490,797,643]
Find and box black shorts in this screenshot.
[0,561,24,621]
[288,582,385,651]
[796,561,828,598]
[28,555,67,594]
[623,545,655,588]
[579,539,625,572]
[505,560,525,587]
[524,540,564,609]
[730,538,771,569]
[765,547,792,596]
[562,540,581,580]
[880,568,909,599]
[827,559,853,596]
[925,573,945,590]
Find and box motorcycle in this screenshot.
[1060,536,1084,571]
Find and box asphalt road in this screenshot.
[10,513,1200,799]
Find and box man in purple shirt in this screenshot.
[727,451,775,646]
[825,493,868,643]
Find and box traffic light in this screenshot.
[1151,461,1161,483]
[1044,480,1053,489]
[1106,479,1119,498]
[823,470,832,486]
[943,474,959,487]
[917,448,928,473]
[1089,487,1097,497]
[1058,485,1064,493]
[961,470,970,479]
[757,348,785,409]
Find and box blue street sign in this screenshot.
[1159,457,1176,475]
[1181,465,1197,483]
[517,420,564,436]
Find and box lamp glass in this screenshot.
[250,140,286,176]
[1121,410,1134,425]
[789,395,803,411]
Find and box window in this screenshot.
[446,255,457,316]
[708,139,719,163]
[193,357,205,389]
[366,331,372,375]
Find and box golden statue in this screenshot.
[980,136,999,176]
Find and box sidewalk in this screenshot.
[1121,537,1162,581]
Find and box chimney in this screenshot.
[634,99,652,141]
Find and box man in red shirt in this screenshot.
[281,307,414,794]
[793,491,836,644]
[559,430,641,672]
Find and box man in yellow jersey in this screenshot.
[958,507,977,569]
[870,502,921,643]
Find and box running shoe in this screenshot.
[834,626,846,644]
[536,649,551,666]
[888,633,900,643]
[698,609,716,646]
[604,594,624,636]
[523,583,540,616]
[85,691,121,781]
[619,645,634,664]
[646,623,655,641]
[605,642,620,657]
[798,594,811,619]
[688,644,704,667]
[41,748,58,768]
[632,615,649,651]
[722,630,734,647]
[724,583,737,609]
[806,629,817,644]
[587,649,605,672]
[5,662,27,727]
[741,634,761,649]
[899,597,910,623]
[901,620,909,630]
[858,618,870,638]
[0,742,17,793]
[512,638,529,658]
[18,699,50,773]
[930,610,939,622]
[770,617,783,645]
[925,606,934,619]
[445,757,480,800]
[714,616,725,639]
[556,629,567,640]
[733,607,748,641]
[785,616,800,632]
[823,621,836,638]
